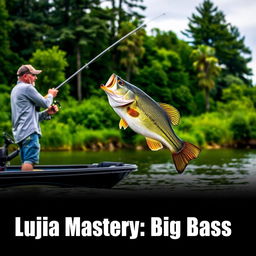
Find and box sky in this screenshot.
[142,0,256,84]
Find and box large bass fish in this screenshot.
[101,74,200,173]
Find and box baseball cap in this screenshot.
[17,64,42,76]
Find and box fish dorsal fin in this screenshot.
[146,137,163,151]
[119,118,128,129]
[159,103,180,126]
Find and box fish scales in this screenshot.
[128,82,181,150]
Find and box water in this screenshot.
[9,148,256,195]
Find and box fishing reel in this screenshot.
[0,133,20,171]
[48,100,61,116]
[52,100,61,109]
[35,100,61,112]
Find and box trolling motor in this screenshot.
[0,133,20,171]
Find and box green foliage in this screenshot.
[191,45,221,89]
[0,0,20,84]
[0,0,255,152]
[221,83,245,102]
[45,0,112,100]
[230,113,251,141]
[41,121,121,150]
[40,121,72,150]
[176,110,256,147]
[175,112,233,147]
[120,128,137,145]
[0,84,11,93]
[72,128,121,150]
[171,86,196,115]
[6,0,52,71]
[39,96,122,149]
[57,97,119,129]
[117,20,146,81]
[134,134,146,147]
[134,36,192,109]
[217,82,255,113]
[29,46,69,99]
[191,45,221,111]
[0,0,10,51]
[193,92,206,114]
[248,114,256,139]
[244,86,256,108]
[0,83,14,144]
[0,84,11,123]
[184,0,252,83]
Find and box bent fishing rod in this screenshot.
[55,13,165,90]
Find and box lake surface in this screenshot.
[9,148,256,196]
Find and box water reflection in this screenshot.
[114,149,256,192]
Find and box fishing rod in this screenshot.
[55,13,165,90]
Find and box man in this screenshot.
[11,64,59,171]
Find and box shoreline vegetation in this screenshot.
[2,96,256,152]
[37,101,256,152]
[38,97,256,152]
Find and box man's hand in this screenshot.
[47,105,59,115]
[48,88,58,98]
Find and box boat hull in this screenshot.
[0,162,137,188]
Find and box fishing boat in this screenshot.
[0,134,137,188]
[0,162,137,188]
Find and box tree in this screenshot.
[191,45,221,112]
[6,0,52,60]
[29,46,69,99]
[104,0,146,81]
[48,0,110,101]
[117,20,145,81]
[131,29,197,114]
[183,0,252,84]
[107,0,145,36]
[0,0,20,84]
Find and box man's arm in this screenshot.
[26,85,53,108]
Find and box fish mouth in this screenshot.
[106,74,117,88]
[100,74,117,94]
[100,84,115,94]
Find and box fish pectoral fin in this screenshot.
[159,103,180,126]
[145,137,163,151]
[119,118,128,129]
[127,107,140,117]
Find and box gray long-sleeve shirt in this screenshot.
[11,82,53,143]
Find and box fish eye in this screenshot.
[118,79,124,86]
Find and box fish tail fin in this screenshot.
[172,142,201,173]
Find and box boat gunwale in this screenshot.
[0,164,138,177]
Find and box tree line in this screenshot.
[1,0,256,150]
[0,0,253,109]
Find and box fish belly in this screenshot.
[114,107,175,152]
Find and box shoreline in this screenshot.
[38,141,256,152]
